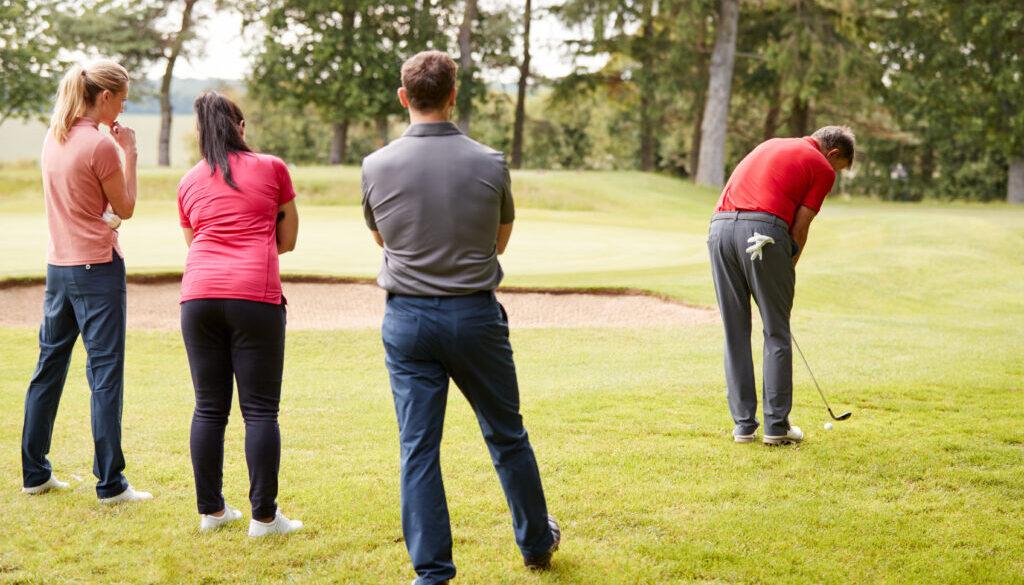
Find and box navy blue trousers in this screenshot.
[181,298,285,519]
[383,291,554,585]
[22,257,130,498]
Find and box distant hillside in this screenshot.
[127,78,246,115]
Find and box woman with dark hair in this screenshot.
[22,59,151,504]
[177,91,301,536]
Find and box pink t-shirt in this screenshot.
[41,118,124,265]
[715,137,836,227]
[178,152,296,304]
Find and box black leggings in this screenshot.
[181,298,286,518]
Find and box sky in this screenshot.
[159,4,604,83]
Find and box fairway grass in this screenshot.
[1,168,1022,584]
[0,323,1020,584]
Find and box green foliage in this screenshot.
[454,1,518,127]
[549,0,717,174]
[0,0,63,125]
[1,0,1019,200]
[240,98,334,165]
[722,0,900,198]
[468,84,640,171]
[51,0,167,80]
[247,0,455,163]
[874,0,1024,201]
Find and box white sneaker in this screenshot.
[248,509,303,537]
[99,485,153,504]
[22,474,70,495]
[763,426,804,445]
[200,503,243,532]
[733,427,757,443]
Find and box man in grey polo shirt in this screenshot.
[361,50,559,585]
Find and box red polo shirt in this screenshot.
[178,152,296,304]
[715,136,836,227]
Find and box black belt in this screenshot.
[712,210,789,229]
[387,290,494,300]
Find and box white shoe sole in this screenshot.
[99,486,153,504]
[733,434,756,443]
[763,436,802,445]
[201,506,243,531]
[22,476,69,494]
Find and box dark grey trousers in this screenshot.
[708,211,797,436]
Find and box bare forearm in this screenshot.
[276,201,299,254]
[789,205,817,267]
[120,153,138,218]
[790,228,808,266]
[496,222,513,254]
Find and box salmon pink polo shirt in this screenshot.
[715,136,836,227]
[177,152,296,304]
[41,117,125,265]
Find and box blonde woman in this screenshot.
[21,60,151,504]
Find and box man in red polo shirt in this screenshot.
[708,125,855,445]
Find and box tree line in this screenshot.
[1,0,1021,202]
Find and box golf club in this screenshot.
[791,334,852,421]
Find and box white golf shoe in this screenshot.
[22,474,70,495]
[200,503,243,532]
[99,485,153,504]
[248,509,303,537]
[733,427,757,443]
[763,426,803,445]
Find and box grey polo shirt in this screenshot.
[361,122,515,296]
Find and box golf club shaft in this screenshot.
[791,334,837,415]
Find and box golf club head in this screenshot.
[833,411,852,421]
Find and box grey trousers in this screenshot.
[708,211,797,437]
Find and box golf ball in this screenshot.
[824,422,833,431]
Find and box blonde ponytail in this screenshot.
[50,60,130,143]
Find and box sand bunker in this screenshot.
[0,278,718,331]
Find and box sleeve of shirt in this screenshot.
[92,137,122,183]
[273,157,297,205]
[177,179,192,229]
[499,161,515,223]
[361,164,378,231]
[800,165,836,213]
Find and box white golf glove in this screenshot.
[745,232,775,261]
[102,211,122,229]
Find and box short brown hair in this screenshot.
[401,51,457,112]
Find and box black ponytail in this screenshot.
[194,91,252,190]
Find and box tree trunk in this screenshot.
[787,95,810,137]
[687,15,709,177]
[511,0,531,169]
[376,116,389,148]
[456,0,477,135]
[695,0,739,189]
[1009,156,1024,204]
[920,145,935,187]
[763,86,783,140]
[158,0,198,167]
[329,121,349,165]
[688,100,704,178]
[638,0,655,172]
